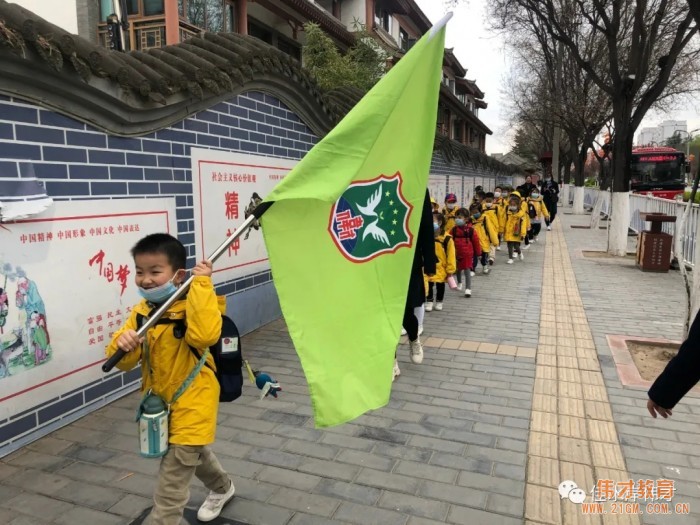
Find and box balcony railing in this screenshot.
[98,16,201,51]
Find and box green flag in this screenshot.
[262,17,448,427]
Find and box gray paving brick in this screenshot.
[472,422,528,441]
[465,444,526,466]
[226,428,288,450]
[287,513,344,525]
[210,439,254,460]
[298,458,360,482]
[7,514,52,525]
[5,451,74,473]
[456,471,524,496]
[447,409,502,425]
[58,460,129,484]
[495,437,528,453]
[1,492,75,520]
[53,480,126,511]
[320,432,374,452]
[485,493,524,517]
[260,410,310,427]
[422,415,473,432]
[312,478,381,505]
[430,452,492,474]
[378,491,449,520]
[492,461,526,481]
[224,475,279,503]
[246,448,303,470]
[401,402,452,417]
[217,456,264,479]
[271,423,323,442]
[255,465,321,491]
[394,459,458,484]
[418,480,488,508]
[408,436,465,455]
[5,468,73,496]
[438,429,496,447]
[107,494,152,518]
[336,449,396,472]
[446,504,522,525]
[622,446,690,467]
[63,444,118,464]
[354,468,420,494]
[267,487,339,517]
[220,497,293,525]
[219,415,278,434]
[52,506,124,525]
[283,439,339,461]
[334,500,409,525]
[372,442,432,463]
[357,426,409,445]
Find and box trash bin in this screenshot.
[636,212,676,272]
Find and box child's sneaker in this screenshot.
[507,258,514,264]
[425,301,434,312]
[197,480,235,522]
[409,339,424,364]
[418,325,424,336]
[489,258,494,266]
[523,244,530,250]
[470,271,475,277]
[547,225,552,231]
[457,282,463,291]
[392,359,401,381]
[496,245,502,251]
[519,252,525,261]
[483,267,490,274]
[400,327,407,336]
[464,288,472,297]
[435,302,443,311]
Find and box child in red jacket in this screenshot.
[451,208,481,298]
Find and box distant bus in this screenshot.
[630,146,687,200]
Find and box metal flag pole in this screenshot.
[102,202,272,372]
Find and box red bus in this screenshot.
[630,146,688,200]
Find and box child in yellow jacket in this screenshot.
[106,233,235,524]
[425,212,456,312]
[442,193,459,233]
[504,195,526,264]
[481,192,501,267]
[493,186,507,249]
[511,190,531,249]
[527,187,550,243]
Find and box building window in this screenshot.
[144,0,164,16]
[277,36,301,60]
[183,0,232,32]
[249,19,273,44]
[453,120,462,142]
[374,7,392,33]
[399,27,409,51]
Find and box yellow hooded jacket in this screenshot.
[442,205,458,233]
[105,276,225,446]
[474,209,500,251]
[426,233,456,284]
[493,197,507,234]
[511,191,530,237]
[504,204,527,242]
[527,196,550,221]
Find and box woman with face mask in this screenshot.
[539,173,560,230]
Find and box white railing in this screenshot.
[579,189,699,267]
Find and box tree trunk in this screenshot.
[608,94,635,255]
[571,141,587,214]
[573,186,585,214]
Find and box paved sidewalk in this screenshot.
[1,207,698,525]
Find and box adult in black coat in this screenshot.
[395,190,436,380]
[540,175,560,229]
[648,311,700,418]
[517,175,537,200]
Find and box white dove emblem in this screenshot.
[357,184,390,245]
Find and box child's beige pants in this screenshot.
[148,444,230,525]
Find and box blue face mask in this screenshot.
[455,218,465,226]
[138,277,179,304]
[433,223,439,231]
[473,212,481,220]
[532,193,540,199]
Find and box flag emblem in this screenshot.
[329,173,413,262]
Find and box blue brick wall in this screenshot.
[0,90,317,455]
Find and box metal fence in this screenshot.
[577,188,699,267]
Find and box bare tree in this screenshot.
[490,0,699,255]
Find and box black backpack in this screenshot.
[528,201,537,219]
[136,312,243,402]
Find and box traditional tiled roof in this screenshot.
[0,0,334,135]
[278,0,355,47]
[439,85,492,135]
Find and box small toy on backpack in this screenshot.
[243,360,282,400]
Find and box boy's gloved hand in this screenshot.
[117,329,144,352]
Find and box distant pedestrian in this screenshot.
[518,174,537,198]
[540,174,560,230]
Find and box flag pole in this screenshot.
[102,202,273,373]
[429,12,453,40]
